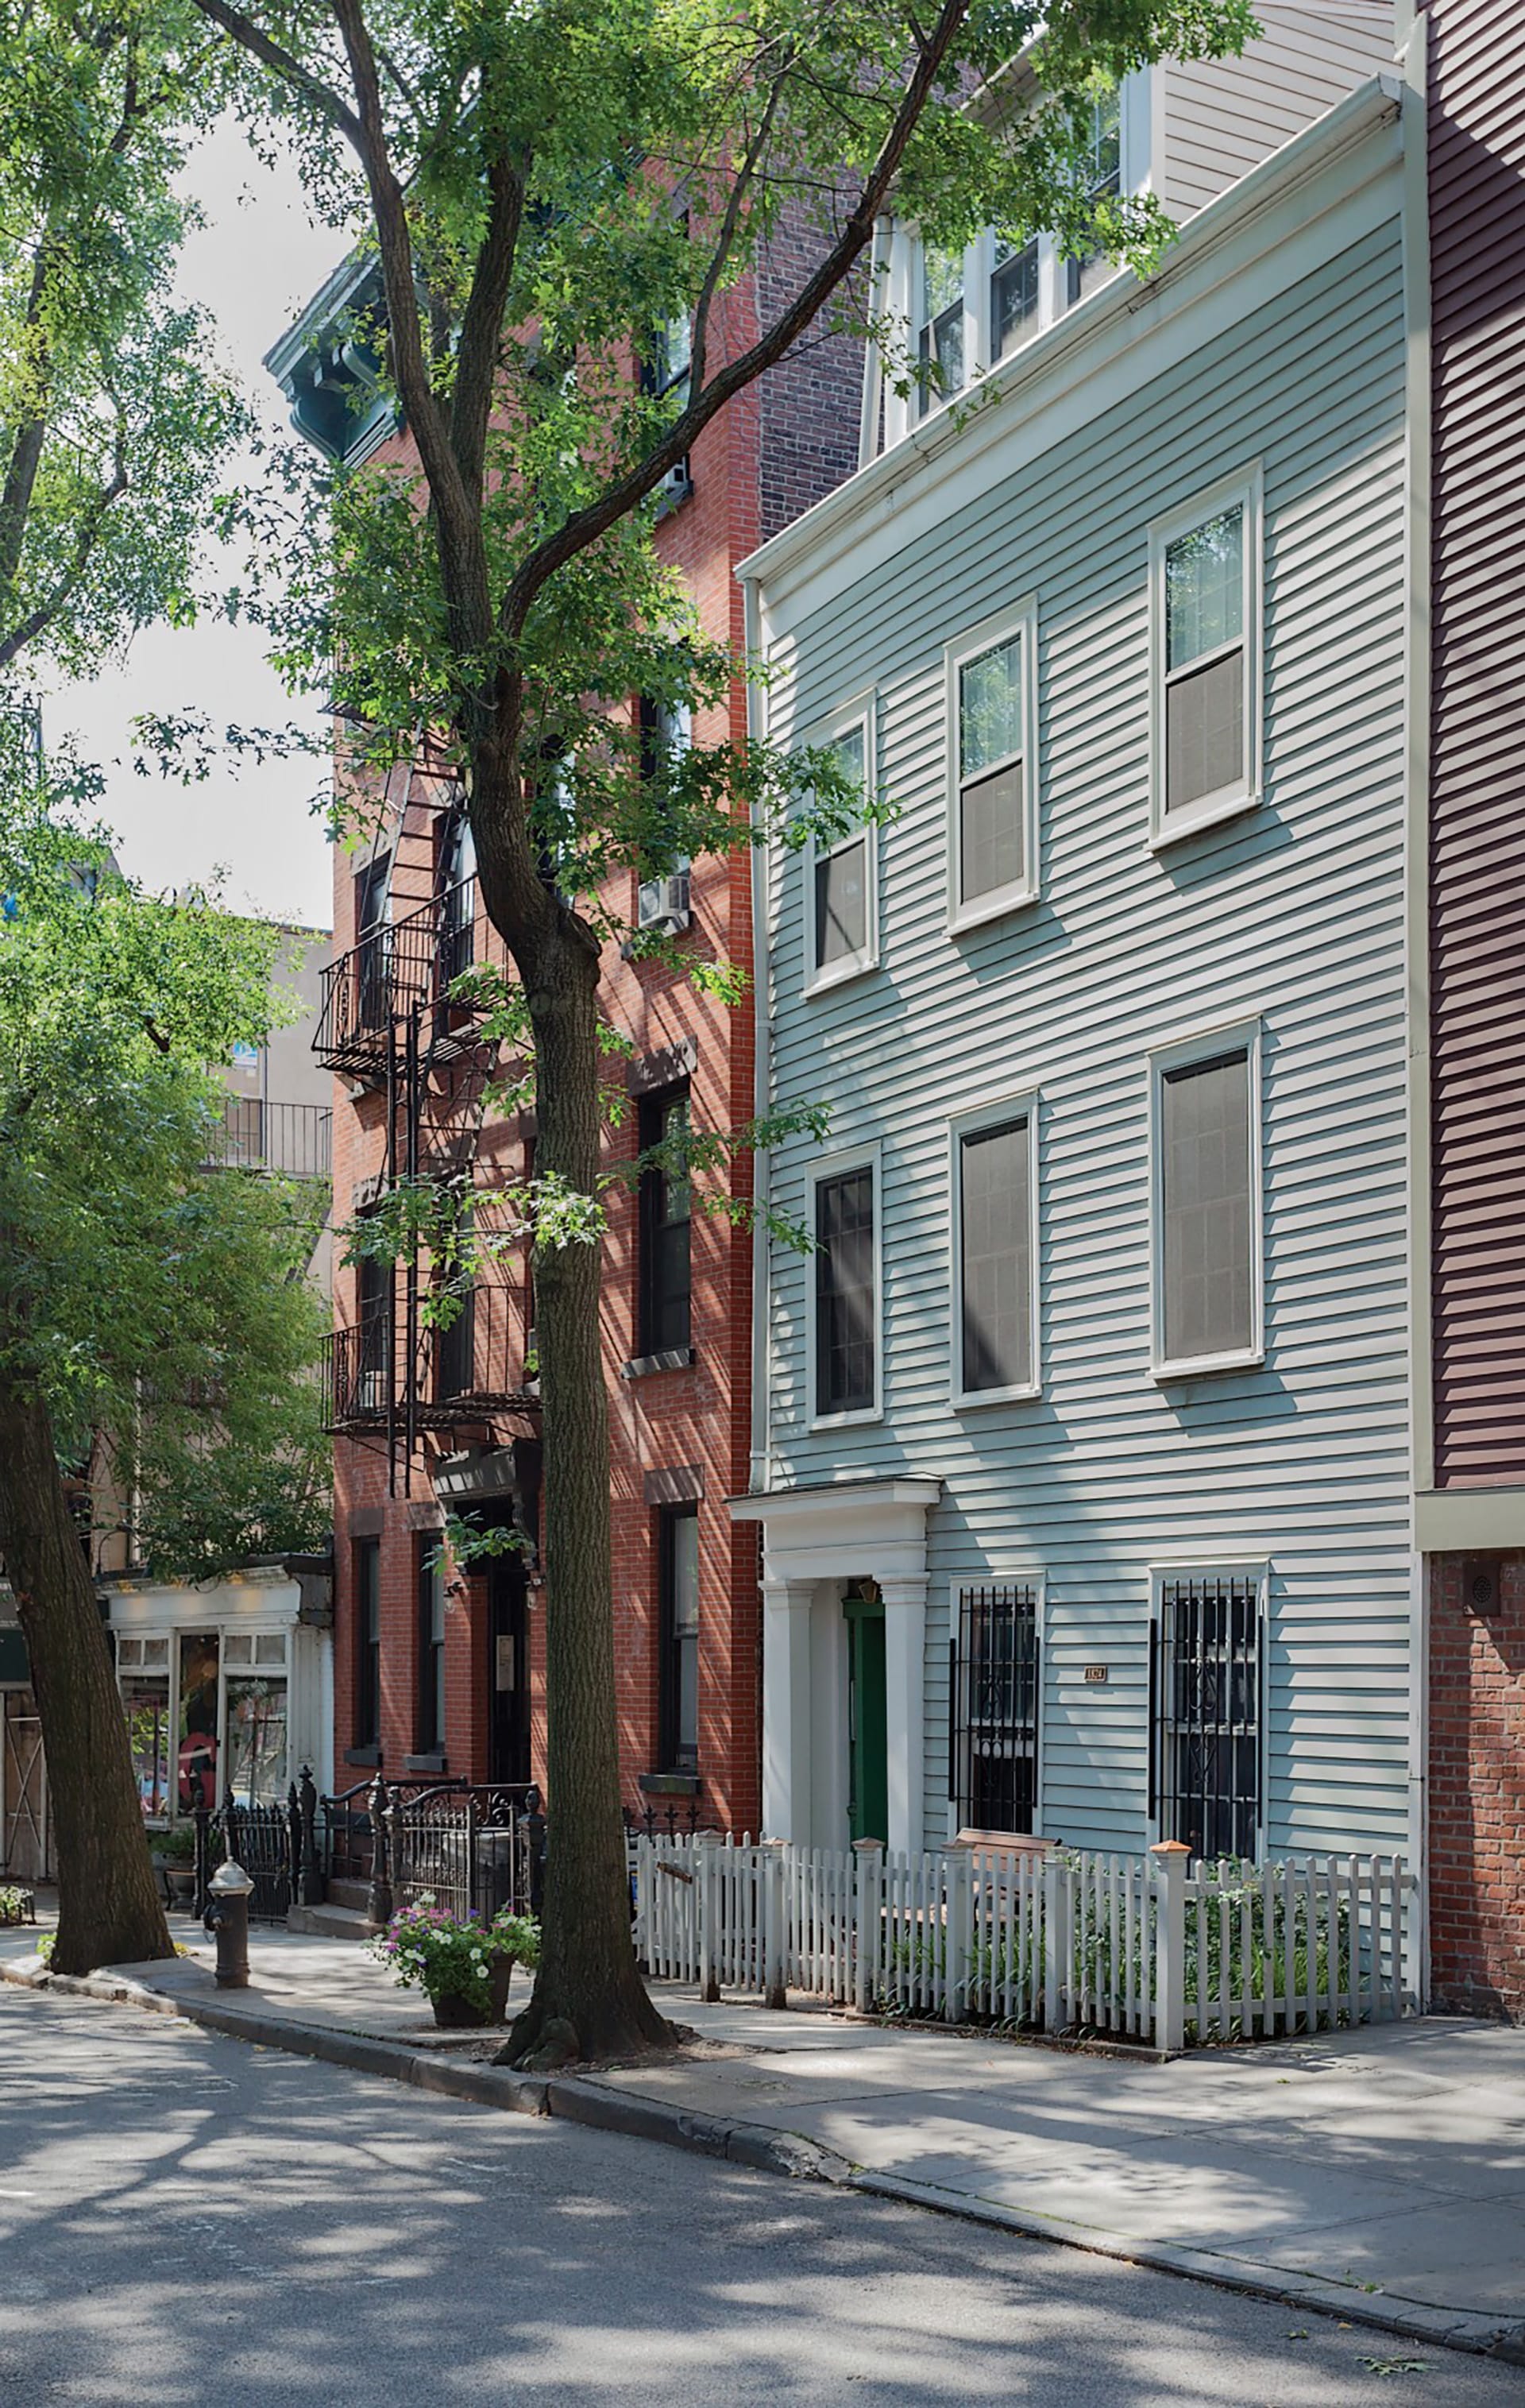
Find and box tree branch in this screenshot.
[502,0,971,641]
[687,59,791,396]
[450,102,525,507]
[186,0,365,145]
[0,459,129,670]
[323,0,493,657]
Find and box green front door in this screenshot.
[844,1586,888,1845]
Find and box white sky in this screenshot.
[40,122,349,930]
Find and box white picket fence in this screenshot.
[630,1833,1412,2051]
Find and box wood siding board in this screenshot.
[762,202,1409,1853]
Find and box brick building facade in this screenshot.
[269,234,860,1837]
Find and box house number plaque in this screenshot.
[1083,1664,1109,1685]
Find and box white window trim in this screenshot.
[803,697,879,998]
[948,1093,1041,1406]
[114,1622,294,1819]
[945,598,1040,932]
[883,78,1141,453]
[950,1568,1047,1842]
[1148,465,1264,847]
[807,1139,883,1429]
[1146,1558,1269,1857]
[1148,1015,1264,1379]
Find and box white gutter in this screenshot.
[743,571,773,1494]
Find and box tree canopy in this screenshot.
[0,788,329,1577]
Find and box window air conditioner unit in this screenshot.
[658,455,693,508]
[637,868,692,933]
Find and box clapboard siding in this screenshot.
[1427,0,1525,1488]
[758,184,1410,1854]
[1163,4,1396,218]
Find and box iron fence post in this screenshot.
[365,1775,392,1928]
[388,1785,407,1917]
[525,1788,546,1917]
[299,1767,323,1907]
[287,1782,302,1904]
[192,1796,210,1919]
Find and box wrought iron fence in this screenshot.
[311,1774,544,1927]
[192,1785,306,1923]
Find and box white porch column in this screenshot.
[762,1579,816,1843]
[878,1575,927,1857]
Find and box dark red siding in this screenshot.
[1428,0,1525,1489]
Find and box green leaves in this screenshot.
[0,787,328,1574]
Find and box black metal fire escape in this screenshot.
[315,797,539,1497]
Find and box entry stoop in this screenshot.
[286,1901,380,1939]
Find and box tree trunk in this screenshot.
[497,929,670,2065]
[0,1372,172,1974]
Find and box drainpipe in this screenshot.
[742,572,772,1496]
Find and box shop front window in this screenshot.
[224,1633,289,1804]
[177,1631,220,1811]
[117,1636,172,1818]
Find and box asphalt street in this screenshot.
[0,1989,1519,2407]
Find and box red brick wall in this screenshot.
[1429,1553,1525,2020]
[324,256,856,1837]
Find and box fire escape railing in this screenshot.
[319,870,534,1487]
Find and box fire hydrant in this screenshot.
[203,1858,253,1989]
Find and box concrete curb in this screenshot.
[849,2170,1525,2366]
[6,1957,1520,2363]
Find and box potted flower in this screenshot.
[369,1895,541,2028]
[150,1823,199,1902]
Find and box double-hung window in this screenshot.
[1151,1025,1262,1376]
[355,1538,381,1750]
[917,243,966,415]
[1064,91,1122,310]
[952,1104,1038,1402]
[638,1087,692,1356]
[637,696,693,930]
[1151,473,1262,840]
[1152,1569,1264,1861]
[950,1582,1040,1835]
[416,1537,446,1758]
[990,235,1040,359]
[947,605,1037,926]
[812,1152,879,1421]
[658,1505,701,1773]
[805,712,877,993]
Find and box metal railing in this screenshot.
[313,879,509,1073]
[315,1774,544,1925]
[203,1098,334,1179]
[322,1285,535,1434]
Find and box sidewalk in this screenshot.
[4,1910,1523,2364]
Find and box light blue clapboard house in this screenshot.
[732,9,1427,1879]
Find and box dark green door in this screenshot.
[844,1587,888,1845]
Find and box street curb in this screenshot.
[6,1958,1521,2363]
[849,2170,1525,2366]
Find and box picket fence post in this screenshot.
[853,1838,882,2015]
[1042,1851,1066,2031]
[1152,1840,1191,2053]
[945,1849,971,2025]
[697,1833,720,2003]
[762,1841,787,2010]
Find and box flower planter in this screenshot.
[430,1953,515,2028]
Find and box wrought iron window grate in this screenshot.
[1152,1572,1262,1861]
[950,1583,1040,1834]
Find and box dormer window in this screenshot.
[991,236,1040,360]
[917,245,967,416]
[1064,92,1122,311]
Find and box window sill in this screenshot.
[809,1405,882,1432]
[403,1752,446,1776]
[1149,787,1260,851]
[953,1380,1041,1409]
[622,1347,697,1380]
[805,953,878,1001]
[638,1770,701,1798]
[947,886,1039,937]
[1150,1348,1264,1382]
[343,1744,380,1768]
